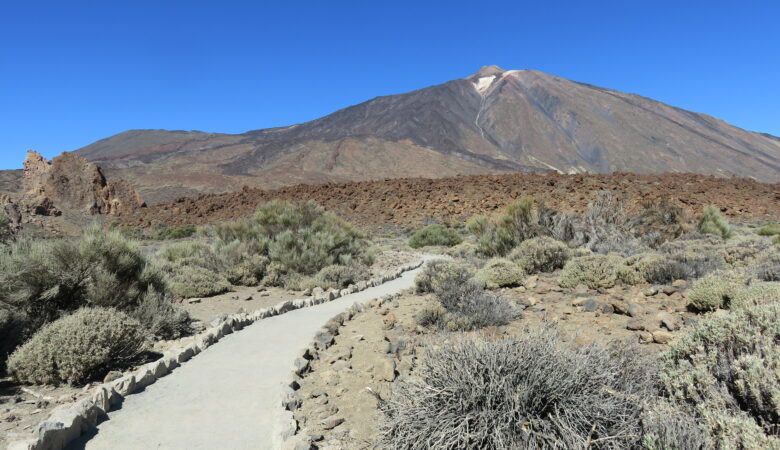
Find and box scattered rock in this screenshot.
[671,280,687,289]
[626,319,646,331]
[320,416,345,430]
[644,287,659,297]
[581,299,598,312]
[103,371,123,383]
[652,330,674,344]
[627,303,642,318]
[638,331,654,344]
[373,358,396,382]
[662,286,677,296]
[659,313,681,331]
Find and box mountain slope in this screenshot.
[73,66,780,203]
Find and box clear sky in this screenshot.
[1,0,778,169]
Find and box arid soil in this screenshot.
[119,173,780,232]
[290,271,697,449]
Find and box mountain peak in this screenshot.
[470,65,505,80]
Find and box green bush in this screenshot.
[509,236,570,274]
[697,206,733,239]
[756,223,780,236]
[408,224,462,248]
[475,258,525,289]
[414,260,474,294]
[7,308,147,385]
[0,227,167,333]
[155,224,197,240]
[660,302,780,448]
[467,197,540,256]
[617,253,668,285]
[159,261,231,298]
[686,270,745,311]
[379,332,657,449]
[729,282,780,310]
[558,254,624,290]
[443,241,478,259]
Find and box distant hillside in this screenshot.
[67,66,779,203]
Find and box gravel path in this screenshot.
[67,259,431,450]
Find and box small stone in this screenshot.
[659,313,681,331]
[652,330,674,344]
[574,284,589,294]
[601,303,615,314]
[671,279,687,289]
[244,295,253,301]
[103,371,123,383]
[582,299,598,312]
[627,303,642,317]
[373,357,396,382]
[638,331,654,344]
[611,300,629,315]
[644,287,659,297]
[662,286,677,296]
[626,319,646,331]
[321,416,345,430]
[260,292,270,297]
[519,296,538,307]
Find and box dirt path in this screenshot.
[66,258,433,450]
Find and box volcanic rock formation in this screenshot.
[19,151,145,216]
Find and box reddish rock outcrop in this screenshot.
[20,151,145,216]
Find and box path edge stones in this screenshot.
[7,261,424,450]
[276,292,403,450]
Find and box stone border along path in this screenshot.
[279,292,404,449]
[7,257,432,450]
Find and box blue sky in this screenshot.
[1,0,778,169]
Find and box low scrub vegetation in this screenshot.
[508,236,570,274]
[697,205,733,239]
[414,260,473,294]
[686,270,746,311]
[756,222,780,237]
[164,200,372,292]
[660,302,780,448]
[0,226,190,377]
[379,331,657,449]
[474,258,525,289]
[558,254,623,290]
[408,224,462,248]
[7,308,147,385]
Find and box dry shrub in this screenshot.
[7,308,147,385]
[414,260,473,294]
[660,302,780,448]
[729,282,780,310]
[752,250,780,282]
[379,331,657,449]
[475,258,525,289]
[686,270,746,311]
[617,253,667,285]
[428,279,515,331]
[131,288,191,339]
[559,254,624,290]
[509,236,570,274]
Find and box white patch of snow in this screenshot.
[473,76,496,94]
